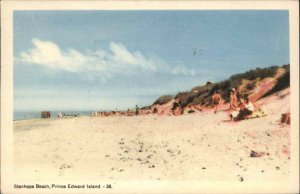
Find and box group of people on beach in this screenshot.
[212,88,254,121]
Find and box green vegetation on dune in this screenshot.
[152,95,174,105]
[229,66,279,84]
[175,82,214,107]
[141,105,152,110]
[261,64,290,98]
[149,64,290,109]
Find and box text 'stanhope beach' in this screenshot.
[11,10,294,188]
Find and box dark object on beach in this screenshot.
[135,105,139,115]
[41,111,51,118]
[281,112,290,124]
[240,177,244,182]
[250,150,265,157]
[276,166,280,170]
[187,109,195,114]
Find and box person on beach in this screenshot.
[233,97,254,121]
[212,91,222,113]
[230,88,238,111]
[230,98,244,120]
[135,105,139,115]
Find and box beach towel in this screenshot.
[247,108,268,119]
[232,108,267,121]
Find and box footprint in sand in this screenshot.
[167,149,173,153]
[59,163,73,170]
[59,163,73,176]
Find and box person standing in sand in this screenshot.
[135,105,139,115]
[230,88,238,111]
[212,91,222,113]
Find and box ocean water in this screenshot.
[13,111,93,121]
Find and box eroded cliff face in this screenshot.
[145,65,290,116]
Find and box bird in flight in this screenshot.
[192,48,202,56]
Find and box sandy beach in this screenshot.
[3,5,298,193]
[13,89,291,183]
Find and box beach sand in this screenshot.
[13,89,291,183]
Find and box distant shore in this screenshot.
[13,110,94,121]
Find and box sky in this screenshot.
[13,10,290,111]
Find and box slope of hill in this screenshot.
[143,64,290,116]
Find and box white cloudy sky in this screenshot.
[14,11,289,111]
[18,38,195,81]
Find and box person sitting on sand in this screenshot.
[230,88,238,111]
[234,97,254,121]
[212,91,222,113]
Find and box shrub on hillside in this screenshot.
[192,83,214,94]
[193,93,212,106]
[246,82,256,90]
[261,65,290,98]
[230,66,278,82]
[175,92,198,107]
[141,105,152,110]
[153,95,173,105]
